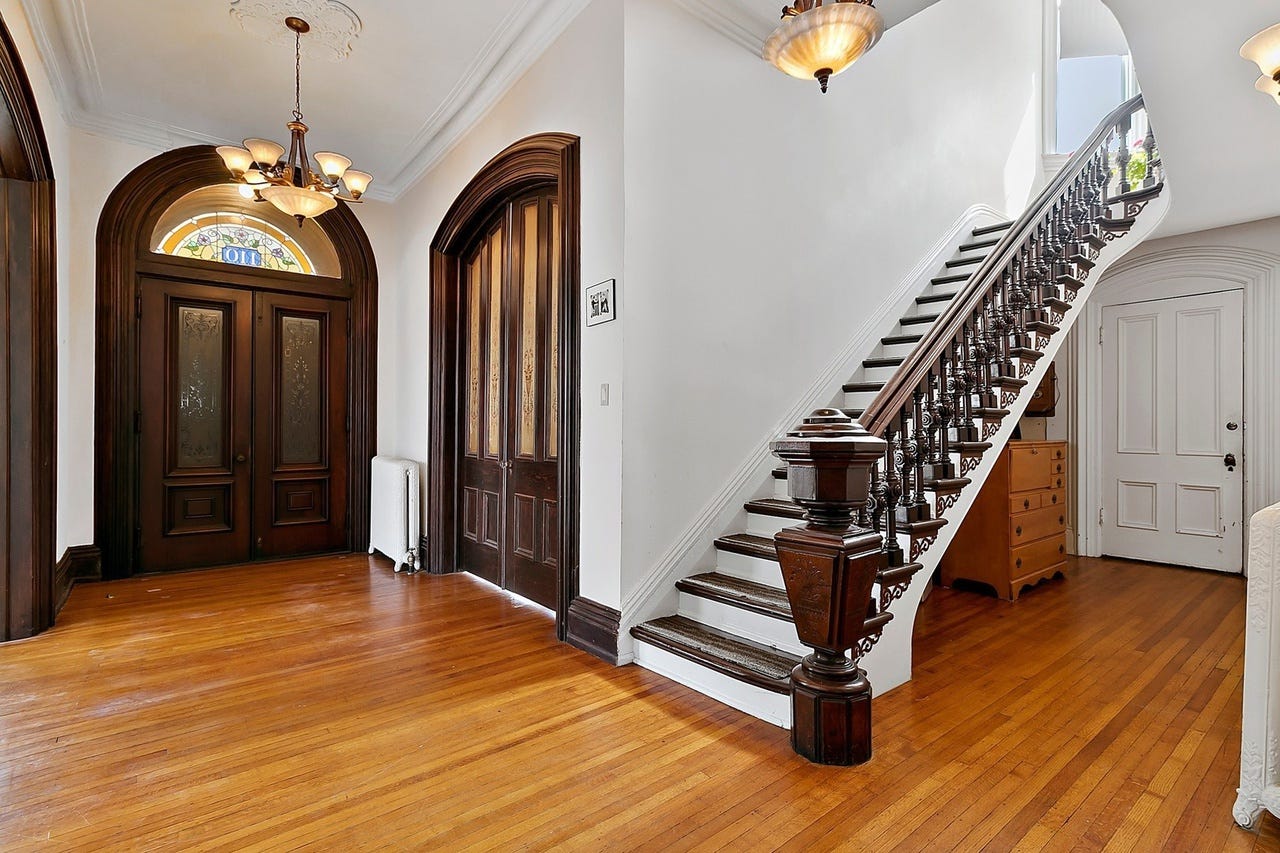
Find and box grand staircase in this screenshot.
[630,95,1170,728]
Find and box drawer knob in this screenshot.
[1059,545,1065,554]
[1016,526,1023,536]
[1052,494,1058,504]
[1057,478,1063,488]
[1024,499,1031,510]
[1016,558,1023,568]
[1059,515,1065,526]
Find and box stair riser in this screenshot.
[861,365,897,383]
[633,642,792,729]
[772,476,789,500]
[928,280,964,298]
[880,341,916,359]
[844,390,880,409]
[716,549,784,587]
[746,512,796,538]
[677,593,807,657]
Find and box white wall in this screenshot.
[617,0,1045,605]
[376,0,625,606]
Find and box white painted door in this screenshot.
[1100,289,1244,573]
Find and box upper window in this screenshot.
[157,213,313,274]
[149,184,342,278]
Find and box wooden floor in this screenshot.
[0,555,1273,851]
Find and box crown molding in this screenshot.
[667,0,771,55]
[18,0,593,202]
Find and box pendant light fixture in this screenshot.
[764,0,884,93]
[1242,23,1280,107]
[217,16,372,224]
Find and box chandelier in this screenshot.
[216,16,371,224]
[1242,23,1280,107]
[764,0,884,94]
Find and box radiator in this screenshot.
[368,456,421,573]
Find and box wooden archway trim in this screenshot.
[94,145,378,578]
[427,133,581,640]
[0,12,56,640]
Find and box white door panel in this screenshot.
[1101,290,1244,573]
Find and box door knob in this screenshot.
[1225,452,1237,471]
[1227,422,1239,432]
[236,454,247,463]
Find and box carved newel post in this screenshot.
[773,408,892,766]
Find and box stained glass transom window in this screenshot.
[156,213,316,275]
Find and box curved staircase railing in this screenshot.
[771,95,1164,765]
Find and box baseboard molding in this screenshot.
[618,203,1009,630]
[565,596,622,665]
[55,544,103,613]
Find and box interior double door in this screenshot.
[138,277,349,572]
[459,188,561,610]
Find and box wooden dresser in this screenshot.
[940,441,1068,601]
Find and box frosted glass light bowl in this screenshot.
[764,1,885,92]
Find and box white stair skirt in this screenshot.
[1234,503,1280,829]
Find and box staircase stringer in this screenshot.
[863,187,1174,694]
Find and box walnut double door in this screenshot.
[459,189,561,609]
[138,277,349,572]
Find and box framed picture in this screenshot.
[586,279,616,327]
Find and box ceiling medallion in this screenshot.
[764,0,884,93]
[229,0,362,61]
[217,16,372,224]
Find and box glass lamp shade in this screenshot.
[313,151,353,181]
[342,169,373,198]
[244,138,286,167]
[216,145,254,175]
[764,1,885,92]
[242,168,268,186]
[1256,74,1280,106]
[260,185,338,222]
[1242,23,1280,78]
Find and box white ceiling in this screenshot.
[1103,0,1280,236]
[20,0,592,200]
[1059,0,1126,60]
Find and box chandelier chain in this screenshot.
[293,28,303,122]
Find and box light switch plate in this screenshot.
[600,384,610,406]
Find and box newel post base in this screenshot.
[791,650,873,765]
[773,408,891,767]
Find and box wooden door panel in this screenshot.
[139,280,253,571]
[253,293,349,558]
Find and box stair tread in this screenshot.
[925,477,971,491]
[844,381,884,393]
[771,466,787,480]
[918,292,957,305]
[678,572,792,621]
[715,533,778,562]
[882,334,923,346]
[931,274,970,286]
[745,498,805,520]
[972,220,1015,236]
[901,314,940,327]
[960,237,1000,252]
[631,615,799,693]
[946,256,985,268]
[842,408,865,419]
[864,356,905,368]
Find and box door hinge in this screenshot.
[345,413,351,433]
[135,291,142,319]
[346,315,351,337]
[1098,325,1104,346]
[1099,507,1105,526]
[134,410,142,434]
[134,525,142,552]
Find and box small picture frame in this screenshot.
[586,279,616,327]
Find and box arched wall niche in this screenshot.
[95,145,378,579]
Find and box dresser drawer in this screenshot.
[1044,489,1065,510]
[1011,493,1041,514]
[1010,505,1067,544]
[1011,535,1067,577]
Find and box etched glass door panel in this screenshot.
[1101,289,1244,573]
[138,280,253,571]
[254,294,349,559]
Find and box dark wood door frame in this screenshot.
[0,13,56,641]
[428,133,581,640]
[95,146,377,579]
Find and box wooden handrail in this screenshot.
[859,94,1148,436]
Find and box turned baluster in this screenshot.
[954,329,979,444]
[934,352,955,477]
[1142,122,1158,189]
[879,422,903,567]
[772,409,891,766]
[911,389,930,518]
[1117,112,1133,195]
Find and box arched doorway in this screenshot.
[0,14,56,640]
[95,146,377,578]
[427,134,580,639]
